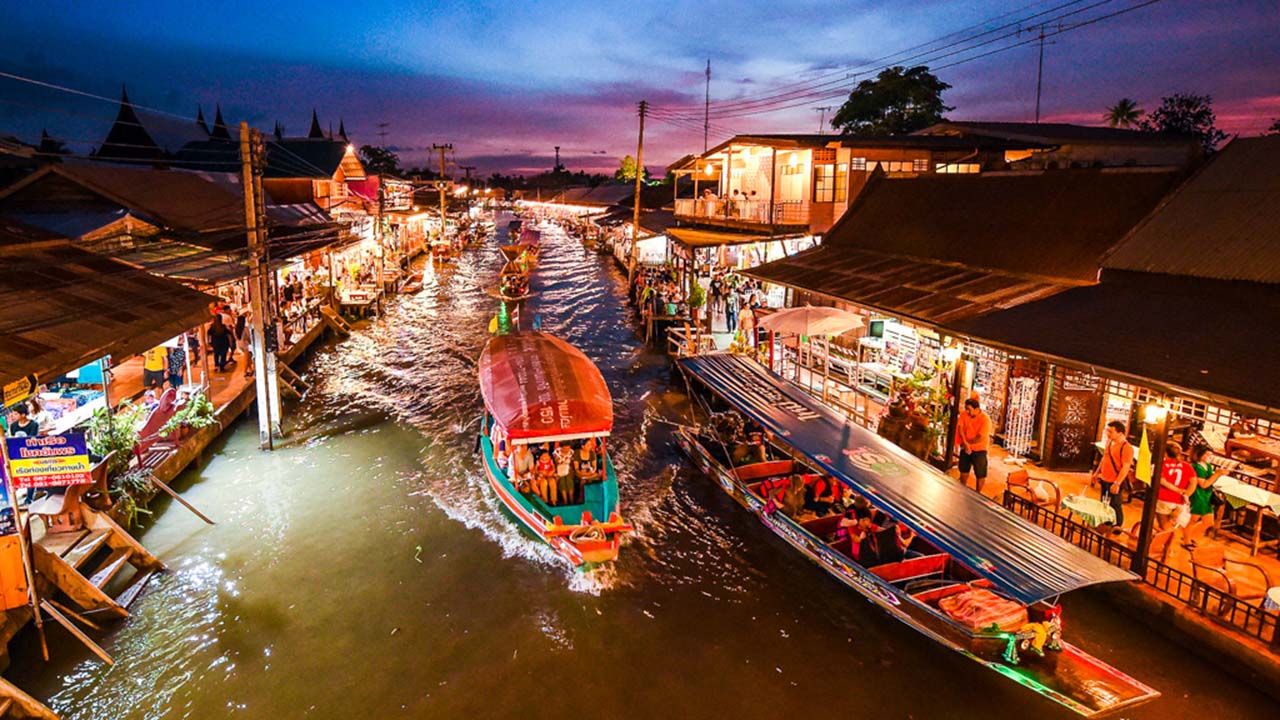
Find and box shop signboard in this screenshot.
[3,433,92,489]
[2,374,38,407]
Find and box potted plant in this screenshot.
[687,282,707,329]
[87,400,145,476]
[108,469,155,528]
[160,392,218,440]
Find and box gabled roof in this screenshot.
[918,121,1196,146]
[1102,136,1280,284]
[743,168,1180,325]
[96,86,164,161]
[557,184,636,207]
[823,168,1181,282]
[266,139,358,179]
[0,163,246,232]
[0,218,216,388]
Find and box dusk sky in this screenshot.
[2,0,1278,176]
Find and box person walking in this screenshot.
[142,344,168,389]
[166,338,187,389]
[955,398,992,494]
[724,284,739,336]
[207,316,233,372]
[1092,420,1134,534]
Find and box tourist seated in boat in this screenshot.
[510,443,535,490]
[491,423,509,470]
[804,475,841,516]
[534,451,557,504]
[780,474,808,518]
[757,475,790,506]
[553,442,576,505]
[835,505,882,564]
[731,432,767,466]
[575,438,601,484]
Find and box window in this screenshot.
[834,162,847,202]
[912,158,929,172]
[850,157,867,171]
[813,163,835,202]
[935,162,981,174]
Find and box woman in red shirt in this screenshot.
[1155,442,1194,531]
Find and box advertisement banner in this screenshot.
[3,433,93,489]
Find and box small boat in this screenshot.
[488,263,534,302]
[676,354,1159,717]
[478,333,631,566]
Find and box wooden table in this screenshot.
[1061,494,1116,528]
[1225,435,1280,464]
[1214,477,1280,555]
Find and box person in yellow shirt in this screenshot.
[955,398,992,493]
[142,345,168,389]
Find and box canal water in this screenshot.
[11,215,1273,719]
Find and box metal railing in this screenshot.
[1002,491,1279,650]
[674,198,808,225]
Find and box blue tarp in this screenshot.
[680,354,1136,604]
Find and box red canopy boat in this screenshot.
[479,333,613,445]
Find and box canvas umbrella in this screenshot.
[756,306,863,398]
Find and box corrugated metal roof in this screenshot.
[823,168,1181,282]
[746,245,1072,325]
[955,270,1280,413]
[1102,136,1280,284]
[0,220,216,388]
[667,226,771,248]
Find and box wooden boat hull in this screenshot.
[674,426,1157,717]
[479,422,628,568]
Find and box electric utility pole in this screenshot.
[240,122,280,449]
[815,106,834,134]
[433,142,453,241]
[704,59,711,153]
[628,100,647,286]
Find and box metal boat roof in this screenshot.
[679,353,1136,604]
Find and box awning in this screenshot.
[0,223,218,389]
[679,353,1137,604]
[667,227,775,249]
[954,270,1280,414]
[479,333,613,444]
[745,246,1077,325]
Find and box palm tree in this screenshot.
[1104,98,1143,128]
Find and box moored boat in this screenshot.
[478,332,631,566]
[676,353,1159,717]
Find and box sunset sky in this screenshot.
[2,0,1277,175]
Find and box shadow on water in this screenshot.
[7,214,1275,720]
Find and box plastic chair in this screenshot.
[1189,545,1274,603]
[1006,469,1061,511]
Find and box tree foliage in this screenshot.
[1103,98,1143,128]
[358,145,403,177]
[614,154,649,181]
[831,66,952,136]
[1138,93,1229,153]
[1268,118,1280,136]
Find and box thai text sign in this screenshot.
[2,374,38,406]
[4,433,92,489]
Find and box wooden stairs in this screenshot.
[277,364,311,400]
[319,306,352,336]
[31,509,165,624]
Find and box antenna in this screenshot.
[1021,24,1059,123]
[377,122,390,143]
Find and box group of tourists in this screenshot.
[205,302,255,375]
[140,338,190,390]
[494,431,606,507]
[698,188,764,221]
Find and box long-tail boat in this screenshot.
[676,353,1159,717]
[478,333,631,566]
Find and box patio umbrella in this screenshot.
[756,306,863,399]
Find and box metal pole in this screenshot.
[704,59,710,153]
[1035,28,1045,123]
[377,184,386,296]
[1133,406,1169,575]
